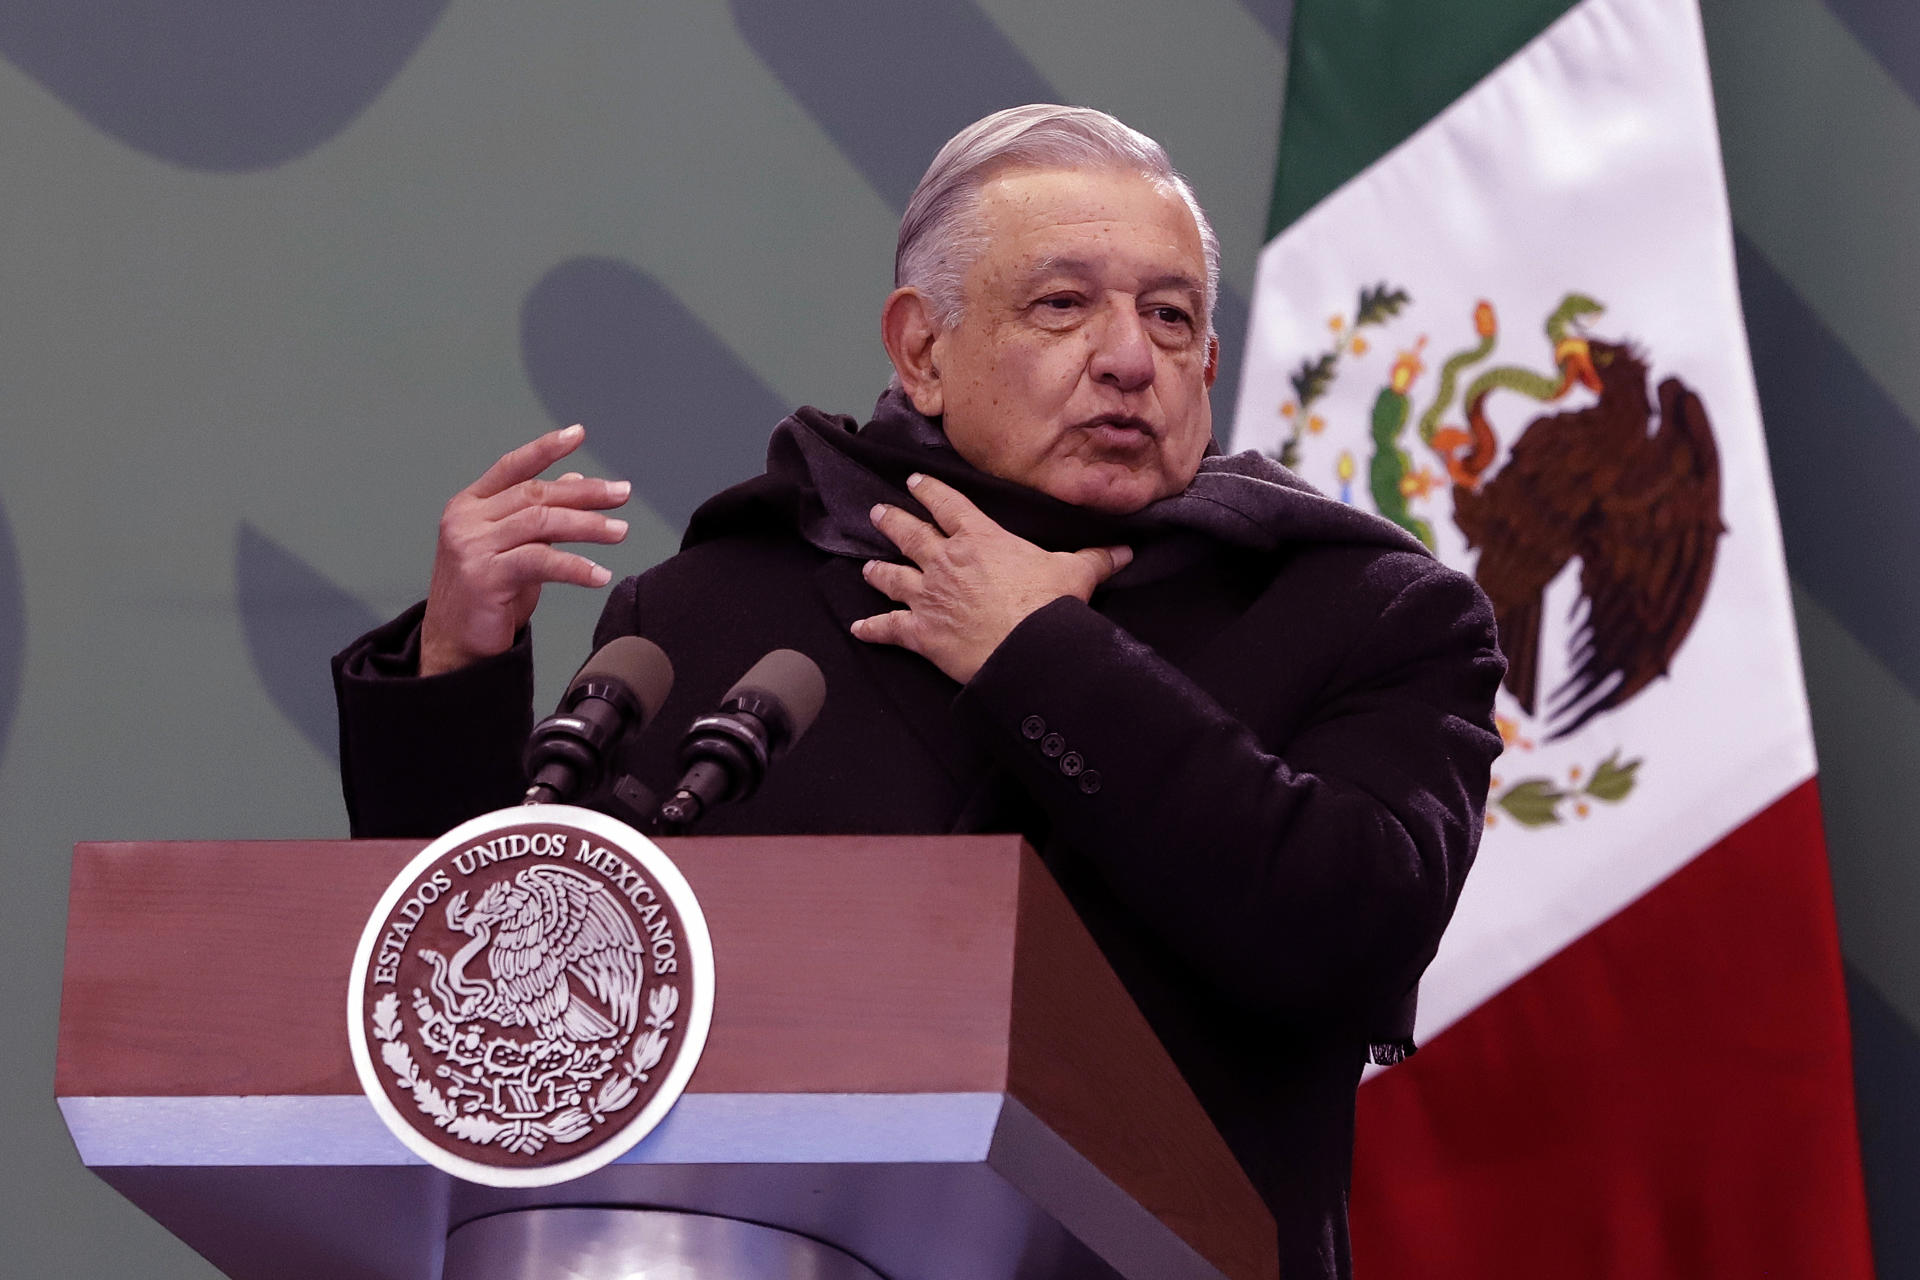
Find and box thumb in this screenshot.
[1075,544,1134,584]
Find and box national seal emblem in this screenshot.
[347,804,714,1186]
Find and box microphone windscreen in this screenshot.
[724,649,827,743]
[571,636,675,723]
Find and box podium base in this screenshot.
[442,1206,888,1279]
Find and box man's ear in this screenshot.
[881,287,945,418]
[1204,333,1220,389]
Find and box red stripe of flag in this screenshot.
[1353,779,1874,1276]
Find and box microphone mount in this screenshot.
[521,636,675,807]
[657,651,825,831]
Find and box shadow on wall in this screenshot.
[519,257,790,531]
[236,523,377,762]
[0,500,20,770]
[1236,0,1297,46]
[1847,966,1920,1277]
[1735,234,1920,704]
[1824,0,1920,105]
[729,0,1056,209]
[0,0,449,171]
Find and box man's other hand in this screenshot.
[853,473,1131,684]
[419,425,630,677]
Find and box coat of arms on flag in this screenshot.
[1268,283,1728,831]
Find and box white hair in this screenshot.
[894,104,1221,338]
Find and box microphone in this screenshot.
[658,649,826,829]
[523,636,674,805]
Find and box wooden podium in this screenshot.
[56,834,1278,1280]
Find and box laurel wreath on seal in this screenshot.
[370,985,679,1156]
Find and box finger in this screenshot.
[478,474,632,520]
[1073,544,1134,584]
[490,505,630,550]
[849,609,918,651]
[870,502,945,565]
[557,471,584,482]
[905,472,993,537]
[469,424,588,499]
[860,558,922,604]
[496,542,615,589]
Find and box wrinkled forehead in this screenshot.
[968,166,1207,283]
[970,162,1194,230]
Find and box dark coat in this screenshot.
[334,446,1504,1280]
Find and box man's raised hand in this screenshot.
[419,424,630,677]
[852,473,1131,684]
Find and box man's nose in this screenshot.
[1089,304,1156,392]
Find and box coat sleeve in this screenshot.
[951,558,1505,1021]
[330,601,537,837]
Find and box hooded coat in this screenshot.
[333,393,1506,1279]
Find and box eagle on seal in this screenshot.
[424,864,644,1044]
[1449,337,1725,739]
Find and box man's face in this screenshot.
[918,166,1217,515]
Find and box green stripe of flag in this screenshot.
[1267,0,1584,235]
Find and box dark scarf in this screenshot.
[685,389,1428,1063]
[686,388,1429,573]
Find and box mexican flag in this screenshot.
[1231,0,1875,1272]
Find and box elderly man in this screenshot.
[334,105,1504,1279]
